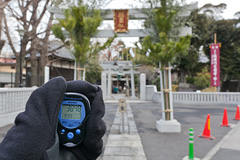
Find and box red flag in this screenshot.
[210,44,220,87]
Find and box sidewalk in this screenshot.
[100,103,147,160]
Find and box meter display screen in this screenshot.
[61,105,81,119]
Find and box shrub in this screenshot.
[193,67,211,89]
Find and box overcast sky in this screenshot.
[186,0,239,19]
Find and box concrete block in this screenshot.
[156,119,181,133]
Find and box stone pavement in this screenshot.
[100,102,147,160]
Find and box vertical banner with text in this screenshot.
[114,9,129,33]
[210,44,220,87]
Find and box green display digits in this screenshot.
[61,105,81,119]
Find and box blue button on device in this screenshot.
[61,129,65,133]
[76,129,81,135]
[67,132,74,139]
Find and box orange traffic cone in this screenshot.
[234,105,240,120]
[198,114,215,140]
[221,108,230,127]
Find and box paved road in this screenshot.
[130,103,239,160]
[1,101,240,160]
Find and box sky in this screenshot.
[186,0,240,19]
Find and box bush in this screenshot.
[193,67,211,89]
[152,76,160,91]
[186,77,194,84]
[86,59,103,84]
[172,84,178,92]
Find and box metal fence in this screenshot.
[0,88,36,115]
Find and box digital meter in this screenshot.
[57,92,91,147]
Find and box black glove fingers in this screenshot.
[30,77,67,133]
[66,80,98,102]
[84,119,106,148]
[89,87,105,118]
[0,77,67,159]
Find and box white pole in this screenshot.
[107,67,112,99]
[74,60,76,80]
[83,67,86,81]
[44,66,49,83]
[130,67,136,99]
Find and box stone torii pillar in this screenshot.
[130,67,137,99]
[107,67,112,99]
[101,73,106,100]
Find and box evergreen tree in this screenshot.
[141,0,191,120]
[52,4,115,80]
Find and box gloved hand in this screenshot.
[59,79,106,160]
[0,77,106,160]
[0,77,67,159]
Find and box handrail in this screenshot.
[0,87,36,115]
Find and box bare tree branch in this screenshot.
[3,11,17,55]
[0,0,11,9]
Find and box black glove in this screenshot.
[59,80,106,160]
[0,77,106,160]
[0,77,67,159]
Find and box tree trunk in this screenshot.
[0,5,3,53]
[179,70,186,83]
[76,61,82,80]
[237,79,240,92]
[160,62,172,121]
[30,37,39,86]
[15,54,20,87]
[38,13,53,85]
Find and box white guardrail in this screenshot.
[146,85,240,104]
[0,87,36,127]
[173,92,240,104]
[0,86,240,127]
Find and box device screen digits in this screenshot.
[57,92,91,147]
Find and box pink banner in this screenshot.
[210,44,220,87]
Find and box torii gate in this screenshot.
[48,4,196,100]
[100,61,140,100]
[48,6,195,38]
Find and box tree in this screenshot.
[85,58,103,84]
[2,0,61,86]
[141,0,191,121]
[52,4,115,80]
[0,0,11,53]
[191,4,240,91]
